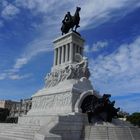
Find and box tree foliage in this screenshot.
[126,112,140,127]
[0,108,9,122]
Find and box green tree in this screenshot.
[126,112,140,127]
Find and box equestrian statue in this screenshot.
[61,7,81,35]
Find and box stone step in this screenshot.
[108,129,132,140]
[129,127,140,140]
[12,126,40,130]
[0,129,36,136]
[0,123,39,126]
[0,126,40,130]
[0,124,40,129]
[0,129,35,136]
[0,132,34,140]
[0,123,17,126]
[0,128,39,134]
[0,135,32,140]
[52,122,83,131]
[0,123,41,140]
[84,125,140,140]
[85,126,108,140]
[15,125,40,129]
[0,124,16,128]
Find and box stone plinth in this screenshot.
[53,31,84,68]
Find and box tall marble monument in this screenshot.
[19,30,99,123]
[0,7,139,140]
[17,30,101,140]
[18,8,100,138]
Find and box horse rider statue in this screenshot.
[61,7,81,35]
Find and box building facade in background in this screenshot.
[0,100,20,110]
[0,98,32,122]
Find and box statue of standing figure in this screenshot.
[61,7,81,35]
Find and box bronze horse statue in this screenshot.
[61,7,81,35]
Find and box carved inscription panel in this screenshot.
[32,92,72,110]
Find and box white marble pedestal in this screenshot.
[18,32,99,140]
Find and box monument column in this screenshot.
[78,46,80,54]
[57,47,60,65]
[59,47,62,64]
[61,46,64,64]
[63,45,66,63]
[65,44,68,62]
[53,49,57,66]
[69,43,73,63]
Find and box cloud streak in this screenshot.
[0,72,31,80]
[89,36,140,96]
[85,41,108,52]
[1,3,20,19]
[80,0,140,29]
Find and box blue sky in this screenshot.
[0,0,140,113]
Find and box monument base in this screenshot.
[19,112,89,140]
[0,118,139,140]
[18,78,96,125]
[17,77,96,139]
[34,113,88,140]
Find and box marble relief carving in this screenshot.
[32,92,71,109]
[45,57,90,88]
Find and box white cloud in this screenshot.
[0,36,53,81]
[0,71,32,81]
[15,0,74,14]
[89,36,140,96]
[92,41,108,52]
[80,0,140,28]
[13,36,53,71]
[1,3,20,19]
[9,74,31,80]
[0,57,32,81]
[85,41,108,52]
[84,45,90,53]
[13,58,28,70]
